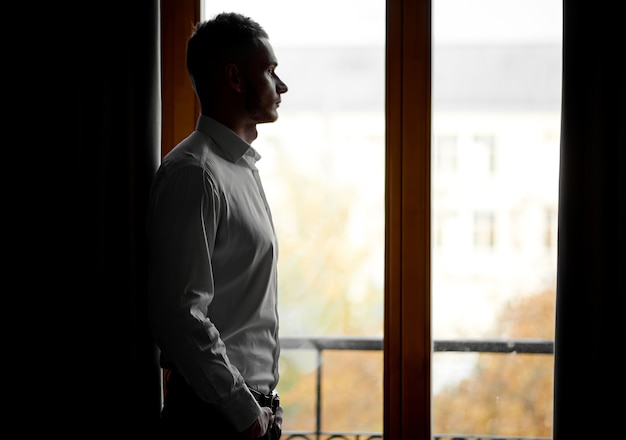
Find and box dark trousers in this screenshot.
[158,369,281,440]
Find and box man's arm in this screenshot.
[148,165,261,432]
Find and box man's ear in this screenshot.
[225,63,242,92]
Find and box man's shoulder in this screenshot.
[157,132,239,191]
[163,131,223,166]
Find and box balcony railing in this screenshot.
[279,336,554,440]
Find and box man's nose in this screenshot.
[277,78,288,93]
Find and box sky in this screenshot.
[202,0,562,47]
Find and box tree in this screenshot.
[433,288,555,437]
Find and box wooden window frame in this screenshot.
[160,1,432,438]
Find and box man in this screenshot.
[147,12,288,439]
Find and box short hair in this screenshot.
[186,12,269,98]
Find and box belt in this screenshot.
[248,387,280,413]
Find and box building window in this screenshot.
[474,134,496,174]
[436,135,458,172]
[474,211,495,249]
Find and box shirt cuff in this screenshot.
[216,386,262,433]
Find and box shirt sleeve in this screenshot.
[147,165,261,432]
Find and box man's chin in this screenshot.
[256,114,279,124]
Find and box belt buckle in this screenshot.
[249,387,280,413]
[269,391,280,413]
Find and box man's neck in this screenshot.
[203,112,258,144]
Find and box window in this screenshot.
[474,134,497,174]
[432,0,561,437]
[434,210,458,249]
[473,211,495,249]
[435,135,458,172]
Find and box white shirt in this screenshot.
[147,115,280,431]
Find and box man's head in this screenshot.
[186,12,288,128]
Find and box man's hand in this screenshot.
[242,407,274,439]
[274,405,283,431]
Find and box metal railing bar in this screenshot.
[280,336,382,350]
[278,336,554,440]
[280,336,554,354]
[434,338,554,354]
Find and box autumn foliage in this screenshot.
[279,289,555,437]
[433,288,555,438]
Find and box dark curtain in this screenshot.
[554,1,625,438]
[59,0,162,432]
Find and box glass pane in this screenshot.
[201,2,385,436]
[432,0,562,438]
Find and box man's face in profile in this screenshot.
[241,38,288,125]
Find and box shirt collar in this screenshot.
[195,115,261,163]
